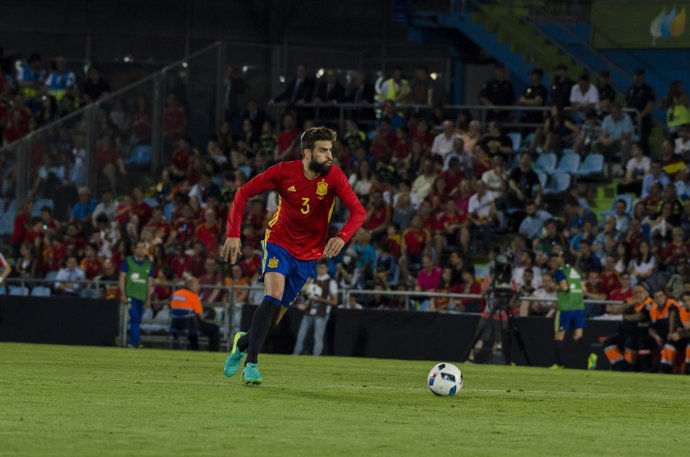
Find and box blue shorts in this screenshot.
[557,310,586,332]
[260,241,316,307]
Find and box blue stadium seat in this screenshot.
[535,171,548,189]
[535,153,557,174]
[31,286,52,297]
[0,212,14,236]
[31,199,54,217]
[9,286,29,296]
[45,271,59,282]
[163,202,174,221]
[144,197,159,208]
[573,154,604,178]
[544,172,571,195]
[507,132,522,151]
[555,153,581,174]
[600,194,635,219]
[125,145,152,165]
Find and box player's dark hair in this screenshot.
[301,126,336,155]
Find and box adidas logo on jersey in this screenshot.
[287,186,297,192]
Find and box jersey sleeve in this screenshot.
[225,163,283,238]
[332,167,366,243]
[555,269,566,283]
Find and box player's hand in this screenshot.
[221,237,242,263]
[323,236,345,258]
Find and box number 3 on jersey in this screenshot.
[300,197,311,214]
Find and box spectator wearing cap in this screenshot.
[625,68,655,149]
[597,70,616,111]
[518,67,548,128]
[550,64,575,108]
[569,73,599,123]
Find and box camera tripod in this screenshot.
[461,288,532,366]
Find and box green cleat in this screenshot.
[587,353,598,370]
[242,363,264,385]
[223,331,246,378]
[549,364,564,370]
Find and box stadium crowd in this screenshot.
[1,56,690,370]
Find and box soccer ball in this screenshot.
[303,283,323,299]
[427,363,464,396]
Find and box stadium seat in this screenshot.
[534,153,557,174]
[572,153,604,178]
[9,286,29,296]
[31,286,51,297]
[144,197,159,208]
[31,199,54,217]
[0,286,6,295]
[5,199,17,215]
[535,171,548,189]
[45,271,59,282]
[163,202,174,221]
[555,153,581,174]
[125,145,152,165]
[544,172,571,195]
[600,194,635,218]
[507,132,522,151]
[0,213,13,236]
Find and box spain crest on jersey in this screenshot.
[316,181,328,198]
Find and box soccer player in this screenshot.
[551,252,593,369]
[221,126,366,384]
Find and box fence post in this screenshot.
[84,104,98,194]
[151,73,165,176]
[215,42,227,133]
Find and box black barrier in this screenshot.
[240,305,621,369]
[0,297,120,346]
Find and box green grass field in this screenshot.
[1,343,688,457]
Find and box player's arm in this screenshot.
[325,168,366,258]
[222,164,282,262]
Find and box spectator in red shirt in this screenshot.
[143,207,171,244]
[599,257,621,298]
[427,176,450,211]
[96,134,126,193]
[186,241,207,277]
[392,126,410,165]
[198,258,223,303]
[363,190,391,243]
[239,244,262,279]
[170,137,193,182]
[11,199,33,258]
[246,199,267,232]
[39,206,60,234]
[195,208,221,255]
[163,93,187,137]
[439,199,469,255]
[401,214,430,265]
[608,271,634,310]
[416,254,441,309]
[459,267,484,312]
[274,112,299,161]
[131,96,152,143]
[661,227,690,268]
[131,187,153,228]
[370,118,395,161]
[170,244,191,279]
[431,267,463,311]
[412,118,434,154]
[169,204,196,247]
[80,243,103,279]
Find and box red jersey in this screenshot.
[226,161,366,260]
[609,287,633,303]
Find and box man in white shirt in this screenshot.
[675,125,690,158]
[293,260,338,356]
[570,73,599,122]
[519,274,557,316]
[431,120,460,160]
[468,180,497,253]
[411,158,437,200]
[481,155,508,200]
[54,256,86,296]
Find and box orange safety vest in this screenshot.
[170,289,203,315]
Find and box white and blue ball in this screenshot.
[427,363,463,396]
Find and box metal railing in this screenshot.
[1,276,625,352]
[268,102,641,138]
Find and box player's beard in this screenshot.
[309,159,332,175]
